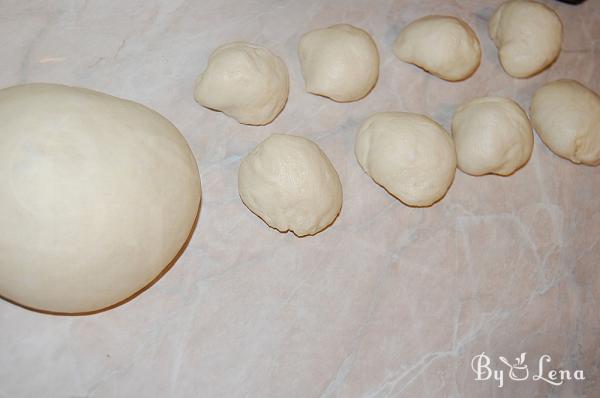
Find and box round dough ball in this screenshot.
[489,1,563,78]
[530,79,600,166]
[452,97,533,176]
[298,24,380,102]
[393,16,481,81]
[194,42,289,125]
[355,112,457,206]
[238,134,342,236]
[0,83,201,314]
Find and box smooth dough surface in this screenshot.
[238,134,342,236]
[194,42,289,125]
[452,97,533,176]
[298,24,379,102]
[530,79,600,166]
[0,83,201,314]
[489,0,563,78]
[355,112,457,206]
[393,15,481,81]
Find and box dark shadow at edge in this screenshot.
[239,192,343,239]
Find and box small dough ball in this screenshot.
[298,24,379,102]
[355,112,457,206]
[393,16,481,81]
[0,83,201,314]
[530,79,600,166]
[238,134,342,236]
[452,97,533,176]
[489,1,563,78]
[194,42,289,125]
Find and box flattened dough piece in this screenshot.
[452,97,533,176]
[299,24,379,102]
[238,134,342,236]
[0,83,201,314]
[194,42,289,125]
[355,112,457,206]
[489,0,563,78]
[530,79,600,165]
[393,15,481,81]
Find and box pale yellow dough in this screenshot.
[393,15,481,81]
[355,112,457,207]
[194,42,289,126]
[298,24,380,102]
[238,134,342,237]
[489,0,563,78]
[452,97,533,176]
[530,79,600,166]
[0,83,201,314]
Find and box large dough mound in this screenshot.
[298,24,379,102]
[238,134,342,237]
[489,0,563,78]
[355,112,457,207]
[0,83,201,314]
[452,97,533,176]
[530,79,600,166]
[393,16,481,81]
[194,42,289,125]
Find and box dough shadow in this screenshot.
[197,95,289,126]
[505,53,561,80]
[370,172,455,208]
[399,58,481,83]
[294,207,342,238]
[0,199,203,317]
[305,70,380,103]
[240,194,342,238]
[457,129,542,178]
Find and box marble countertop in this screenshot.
[1,0,599,397]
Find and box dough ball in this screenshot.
[355,112,457,206]
[0,83,201,314]
[238,134,342,236]
[530,79,600,166]
[489,1,563,78]
[194,42,289,125]
[393,16,481,81]
[452,97,533,176]
[298,24,379,102]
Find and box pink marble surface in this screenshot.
[0,0,599,397]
